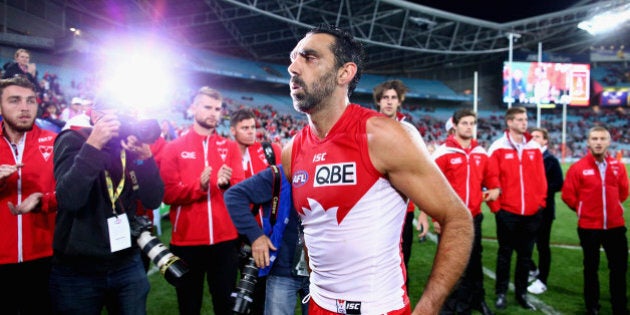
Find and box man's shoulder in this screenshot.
[28,125,57,142]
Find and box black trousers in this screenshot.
[494,209,542,297]
[171,240,239,315]
[531,206,554,284]
[578,226,628,315]
[441,214,486,314]
[401,210,415,292]
[0,256,52,315]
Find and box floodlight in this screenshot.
[578,5,630,35]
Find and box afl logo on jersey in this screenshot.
[292,170,309,187]
[314,162,356,187]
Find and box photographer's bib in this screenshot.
[108,213,131,252]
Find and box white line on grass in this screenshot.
[415,219,562,315]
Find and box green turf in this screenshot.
[146,163,630,314]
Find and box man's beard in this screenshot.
[291,70,337,114]
[195,117,216,130]
[3,115,34,133]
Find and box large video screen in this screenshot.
[600,88,628,106]
[502,61,590,107]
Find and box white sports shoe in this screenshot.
[528,269,539,283]
[528,279,547,294]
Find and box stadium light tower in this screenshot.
[506,32,521,109]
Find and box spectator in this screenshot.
[487,106,547,311]
[59,97,84,122]
[432,109,500,315]
[562,126,628,315]
[51,92,164,314]
[285,24,473,314]
[159,86,245,315]
[2,48,39,91]
[527,127,564,295]
[0,76,57,314]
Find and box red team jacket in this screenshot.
[160,128,245,246]
[243,141,282,178]
[433,136,499,217]
[487,131,547,215]
[0,124,57,264]
[562,153,629,230]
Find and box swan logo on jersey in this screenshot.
[292,170,309,187]
[336,300,361,314]
[314,162,356,187]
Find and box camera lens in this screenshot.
[231,256,259,314]
[137,231,189,287]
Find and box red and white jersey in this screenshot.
[291,104,409,314]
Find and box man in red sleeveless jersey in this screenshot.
[282,24,473,315]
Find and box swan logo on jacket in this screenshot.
[527,151,536,160]
[218,148,228,161]
[39,145,53,161]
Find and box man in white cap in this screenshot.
[59,97,83,122]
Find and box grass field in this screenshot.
[145,163,630,314]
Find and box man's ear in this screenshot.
[337,62,357,86]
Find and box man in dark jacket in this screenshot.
[527,127,563,295]
[225,165,309,315]
[50,97,164,314]
[2,48,39,91]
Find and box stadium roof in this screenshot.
[11,0,630,74]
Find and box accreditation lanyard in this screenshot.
[104,149,127,215]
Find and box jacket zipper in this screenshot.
[203,137,214,244]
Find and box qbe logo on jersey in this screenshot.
[314,162,356,187]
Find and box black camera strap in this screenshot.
[261,142,276,165]
[269,165,281,227]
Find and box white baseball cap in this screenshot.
[71,97,83,105]
[445,117,454,132]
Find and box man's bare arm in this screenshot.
[367,117,473,314]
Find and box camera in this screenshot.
[118,115,161,144]
[130,215,189,287]
[231,245,259,314]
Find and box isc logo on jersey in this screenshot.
[336,300,361,314]
[314,162,356,187]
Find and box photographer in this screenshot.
[225,165,309,315]
[51,98,164,314]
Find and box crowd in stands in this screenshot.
[1,53,628,160]
[597,63,630,86]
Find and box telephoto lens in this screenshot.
[132,216,190,287]
[137,232,189,287]
[231,256,259,314]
